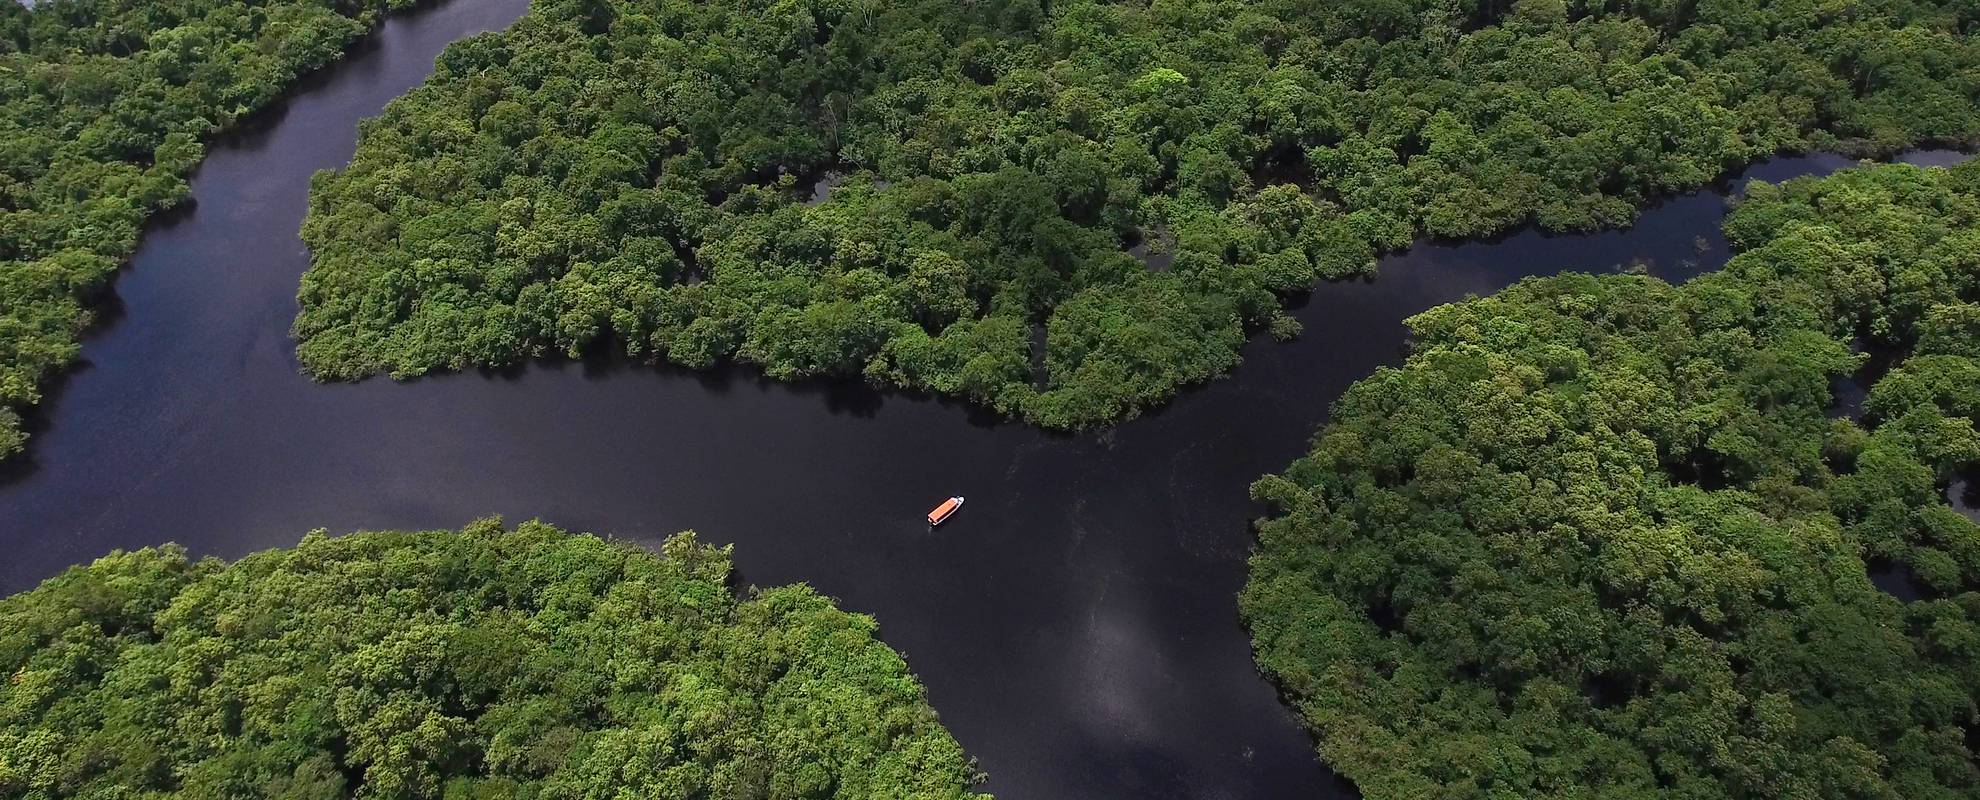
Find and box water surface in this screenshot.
[0,3,1963,795]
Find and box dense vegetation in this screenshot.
[0,519,985,799]
[0,0,417,461]
[297,0,1980,427]
[1243,161,1980,798]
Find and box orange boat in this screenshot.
[927,496,966,526]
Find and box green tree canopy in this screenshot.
[1244,161,1980,798]
[0,0,424,461]
[0,519,986,799]
[296,0,1980,429]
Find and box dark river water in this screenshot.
[1,1,1970,796]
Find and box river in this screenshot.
[0,1,1967,796]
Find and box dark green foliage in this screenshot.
[1243,161,1980,798]
[0,0,416,461]
[296,0,1980,428]
[0,519,986,799]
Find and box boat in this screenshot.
[927,496,965,526]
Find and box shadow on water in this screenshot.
[1869,559,1934,603]
[1827,335,1910,421]
[1865,472,1977,603]
[0,3,1974,795]
[138,194,202,237]
[76,287,129,338]
[214,93,301,151]
[535,349,901,420]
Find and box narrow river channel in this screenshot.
[0,2,1966,796]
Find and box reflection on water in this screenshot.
[804,170,844,205]
[1128,227,1176,272]
[1870,560,1932,602]
[1954,475,1980,523]
[1901,149,1975,168]
[1829,374,1868,420]
[802,168,887,206]
[1827,337,1909,421]
[1867,475,1978,602]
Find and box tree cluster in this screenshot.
[1243,161,1980,798]
[0,0,416,461]
[296,0,1980,428]
[0,519,986,799]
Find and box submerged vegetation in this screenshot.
[1244,161,1980,798]
[298,0,1980,427]
[0,519,986,799]
[0,0,417,461]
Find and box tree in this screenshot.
[0,519,989,800]
[0,0,411,461]
[1243,161,1980,799]
[291,0,1980,431]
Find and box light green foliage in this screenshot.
[0,0,415,461]
[0,520,987,799]
[295,0,1980,429]
[1243,161,1980,798]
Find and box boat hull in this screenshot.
[927,496,965,525]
